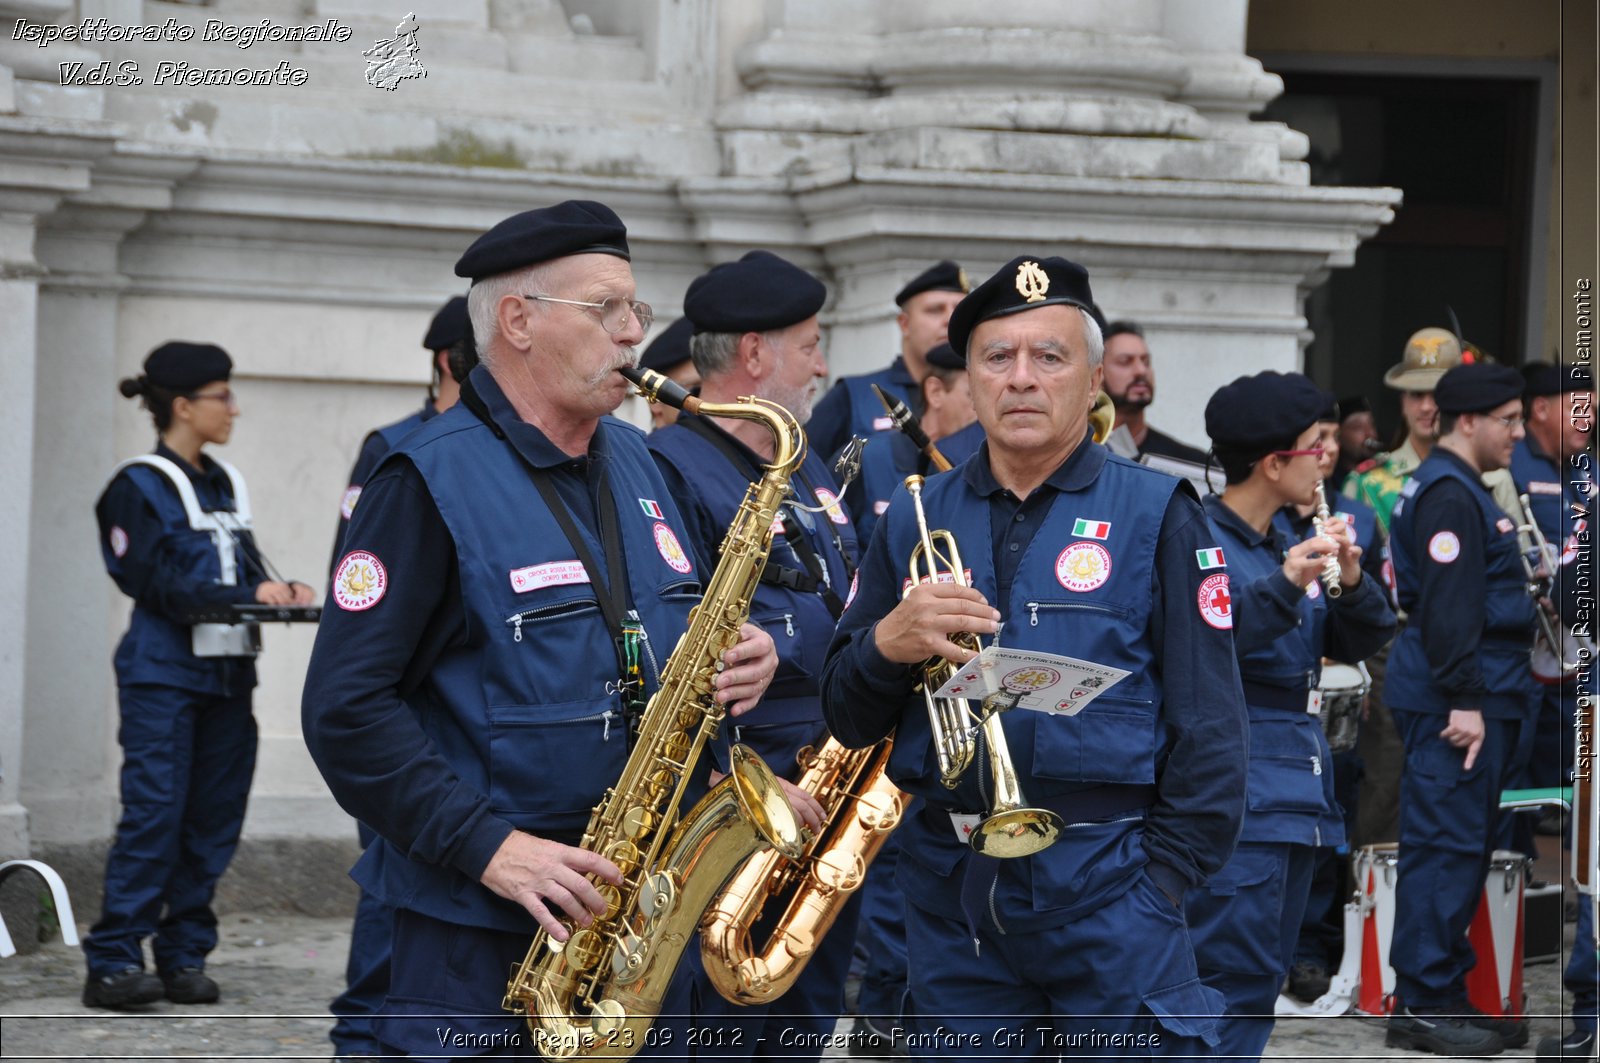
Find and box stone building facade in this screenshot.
[0,0,1399,908]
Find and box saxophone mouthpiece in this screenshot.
[623,365,701,415]
[872,384,930,451]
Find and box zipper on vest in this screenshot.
[783,613,794,637]
[505,599,599,642]
[1024,600,1129,627]
[1310,755,1322,776]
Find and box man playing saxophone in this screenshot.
[300,201,782,1058]
[821,255,1248,1057]
[647,250,855,1060]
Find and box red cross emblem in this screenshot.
[1198,573,1232,630]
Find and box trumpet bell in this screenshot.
[971,808,1065,859]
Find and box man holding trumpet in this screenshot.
[822,255,1247,1057]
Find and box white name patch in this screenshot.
[509,561,590,593]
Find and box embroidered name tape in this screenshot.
[509,560,590,593]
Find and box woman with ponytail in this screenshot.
[84,342,314,1010]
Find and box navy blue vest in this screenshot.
[373,404,431,452]
[1511,435,1591,568]
[876,451,1181,918]
[855,430,920,545]
[1388,454,1537,715]
[841,364,914,444]
[100,457,258,694]
[355,410,701,930]
[648,420,858,773]
[1216,503,1342,847]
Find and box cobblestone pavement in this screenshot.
[0,909,1580,1061]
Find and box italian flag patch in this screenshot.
[1072,518,1111,540]
[1196,547,1226,570]
[639,499,664,519]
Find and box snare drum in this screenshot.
[1353,845,1527,1018]
[1354,843,1399,1015]
[1316,662,1369,754]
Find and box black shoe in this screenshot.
[160,967,219,1004]
[1386,1006,1504,1056]
[1537,1027,1597,1062]
[82,966,164,1009]
[1287,960,1331,1003]
[1456,1001,1529,1049]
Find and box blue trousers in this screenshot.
[1292,749,1362,970]
[685,890,863,1061]
[902,871,1222,1059]
[852,825,909,1025]
[373,907,701,1060]
[83,684,257,976]
[1391,708,1534,1008]
[1186,842,1316,1062]
[330,821,393,1057]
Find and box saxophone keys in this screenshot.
[854,791,902,832]
[621,805,657,840]
[639,870,678,916]
[814,849,867,893]
[589,998,627,1039]
[564,927,606,972]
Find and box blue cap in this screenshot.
[1523,361,1594,397]
[422,296,469,351]
[924,342,964,370]
[1435,363,1525,414]
[947,256,1101,357]
[895,260,969,306]
[143,342,232,392]
[1205,371,1329,455]
[640,317,694,373]
[683,251,827,334]
[454,200,629,283]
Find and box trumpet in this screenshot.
[904,475,1062,859]
[1311,481,1343,599]
[1515,493,1580,678]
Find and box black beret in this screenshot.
[1523,361,1595,397]
[143,342,232,392]
[924,342,964,371]
[454,200,629,282]
[1338,394,1371,419]
[682,251,827,334]
[894,260,970,307]
[1434,363,1526,414]
[1315,391,1341,423]
[947,256,1098,358]
[422,296,469,351]
[1205,371,1328,456]
[640,317,694,373]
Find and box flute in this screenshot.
[1312,480,1343,599]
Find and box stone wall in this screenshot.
[0,0,1397,916]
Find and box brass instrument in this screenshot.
[905,474,1062,859]
[699,738,905,1004]
[1311,481,1343,599]
[504,366,807,1060]
[1515,492,1582,681]
[699,429,903,1006]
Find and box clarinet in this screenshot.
[1312,480,1343,599]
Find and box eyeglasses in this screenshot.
[1486,414,1525,429]
[187,388,238,408]
[525,294,653,335]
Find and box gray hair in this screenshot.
[466,259,564,368]
[1081,308,1104,368]
[689,330,742,377]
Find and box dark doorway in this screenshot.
[1261,73,1540,444]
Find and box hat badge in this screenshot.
[1411,333,1450,365]
[957,267,971,293]
[1015,261,1050,303]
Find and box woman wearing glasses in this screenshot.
[83,342,314,1010]
[1187,371,1396,1061]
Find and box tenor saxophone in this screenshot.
[699,737,905,1005]
[503,366,807,1060]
